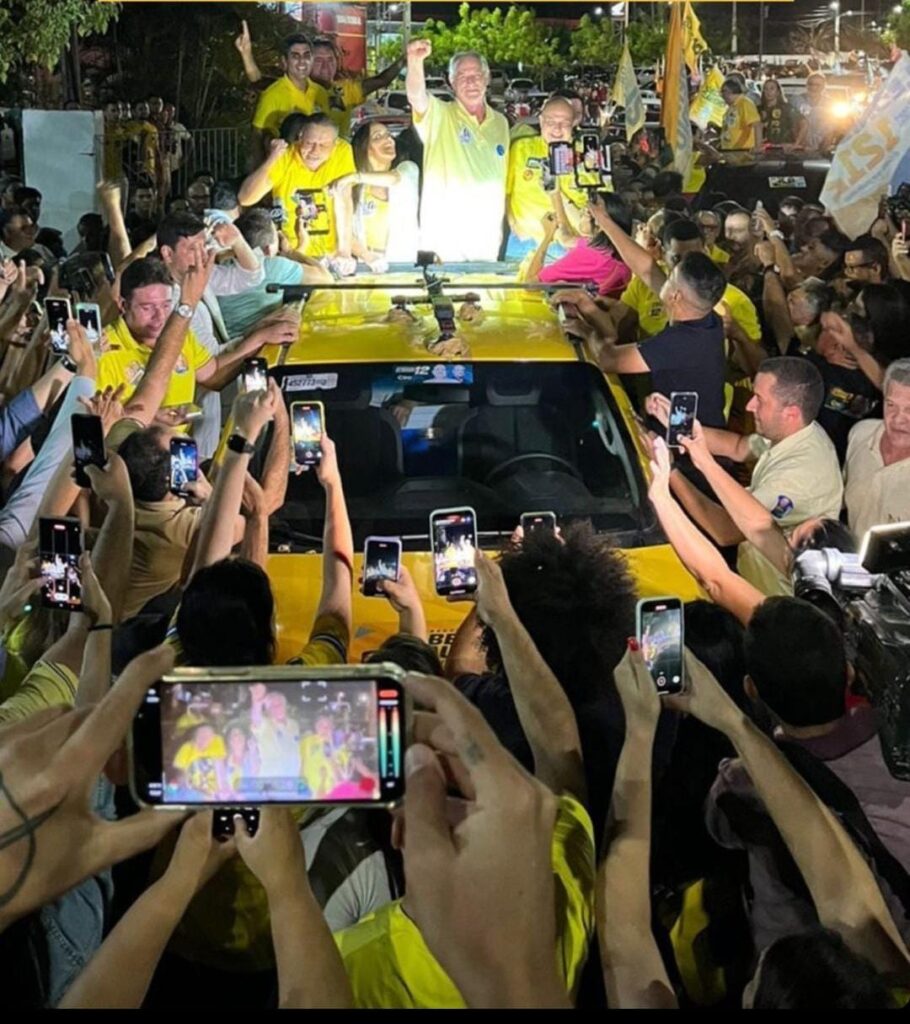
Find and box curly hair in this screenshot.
[481,521,637,705]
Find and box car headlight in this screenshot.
[831,100,852,119]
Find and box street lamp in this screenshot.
[594,6,604,15]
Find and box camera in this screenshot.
[791,524,910,780]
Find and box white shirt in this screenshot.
[844,419,910,542]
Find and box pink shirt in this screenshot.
[538,239,632,297]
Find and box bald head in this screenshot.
[539,97,574,143]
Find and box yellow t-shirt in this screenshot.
[299,732,338,798]
[324,77,366,137]
[0,660,77,726]
[173,733,227,797]
[506,135,588,244]
[414,95,510,261]
[708,242,731,265]
[619,277,759,343]
[335,794,595,1008]
[720,95,761,151]
[97,317,213,415]
[267,140,356,258]
[684,160,707,195]
[252,75,331,138]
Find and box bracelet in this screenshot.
[89,623,113,632]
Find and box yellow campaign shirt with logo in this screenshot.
[324,77,366,137]
[252,75,331,138]
[620,276,760,343]
[267,140,356,258]
[720,95,761,151]
[335,794,595,1008]
[414,94,510,261]
[506,135,589,243]
[96,317,213,426]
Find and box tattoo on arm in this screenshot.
[0,770,61,910]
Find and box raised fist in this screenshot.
[408,39,432,62]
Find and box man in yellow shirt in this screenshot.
[239,114,356,263]
[720,78,763,152]
[251,34,331,167]
[406,39,510,261]
[505,96,587,261]
[98,256,286,431]
[311,35,405,138]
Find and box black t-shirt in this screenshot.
[803,350,881,464]
[638,311,728,428]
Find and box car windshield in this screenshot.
[270,360,649,551]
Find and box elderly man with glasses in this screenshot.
[406,38,510,261]
[795,73,837,153]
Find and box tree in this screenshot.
[0,0,117,84]
[627,12,669,65]
[886,2,910,50]
[569,14,620,68]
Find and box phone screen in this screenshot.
[637,597,684,695]
[75,303,102,345]
[292,402,324,468]
[548,141,573,177]
[363,537,402,597]
[170,437,199,494]
[521,511,556,535]
[667,392,698,449]
[574,133,607,190]
[131,673,407,806]
[430,508,477,597]
[45,298,72,354]
[39,517,83,611]
[71,413,106,488]
[241,358,268,394]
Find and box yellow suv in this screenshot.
[260,269,702,663]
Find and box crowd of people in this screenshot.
[0,21,909,1011]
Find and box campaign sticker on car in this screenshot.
[282,373,339,392]
[768,176,807,189]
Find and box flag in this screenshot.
[612,40,645,143]
[682,0,708,75]
[662,1,694,180]
[689,66,726,130]
[821,51,910,238]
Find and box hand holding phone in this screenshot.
[241,357,268,394]
[666,392,698,449]
[291,401,324,470]
[71,413,107,488]
[75,302,102,346]
[520,511,556,535]
[45,297,73,354]
[362,536,402,597]
[430,507,478,598]
[39,516,83,611]
[170,437,199,496]
[636,597,685,695]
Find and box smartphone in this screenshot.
[574,133,609,190]
[71,413,106,488]
[636,596,685,696]
[291,401,324,468]
[667,391,698,449]
[902,219,908,243]
[39,516,83,611]
[74,302,102,346]
[170,437,198,496]
[362,536,402,597]
[44,297,72,354]
[241,357,268,394]
[129,665,409,807]
[521,511,557,535]
[182,404,204,422]
[548,140,573,177]
[270,198,287,226]
[430,506,478,598]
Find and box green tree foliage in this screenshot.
[0,0,117,83]
[626,13,669,65]
[886,2,910,50]
[569,14,621,68]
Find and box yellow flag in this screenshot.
[682,0,708,75]
[662,1,693,177]
[690,66,726,130]
[612,41,646,142]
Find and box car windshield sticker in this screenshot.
[282,373,339,392]
[394,364,473,385]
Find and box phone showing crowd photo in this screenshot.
[667,391,699,449]
[291,401,324,469]
[548,140,573,177]
[74,302,102,347]
[430,506,478,598]
[636,596,685,696]
[521,511,557,535]
[362,536,402,597]
[44,297,72,354]
[574,132,607,190]
[71,413,106,489]
[170,437,198,496]
[241,357,268,394]
[129,665,409,808]
[39,516,83,611]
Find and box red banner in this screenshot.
[291,3,367,75]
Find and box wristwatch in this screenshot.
[226,433,255,455]
[60,354,78,373]
[176,302,195,319]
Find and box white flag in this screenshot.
[612,41,645,143]
[821,52,910,238]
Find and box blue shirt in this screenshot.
[216,255,302,339]
[0,387,42,461]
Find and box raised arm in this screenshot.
[97,180,132,270]
[821,311,886,390]
[239,139,288,207]
[405,39,432,118]
[675,654,910,983]
[474,551,586,802]
[312,435,353,638]
[598,644,677,1009]
[444,605,487,678]
[589,194,666,295]
[761,264,795,356]
[234,20,263,84]
[362,55,405,98]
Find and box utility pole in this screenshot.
[759,4,765,73]
[732,0,739,57]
